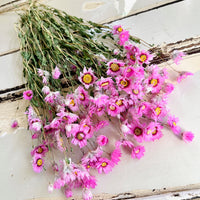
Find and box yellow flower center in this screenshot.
[152,129,157,135]
[80,93,85,100]
[155,107,161,115]
[37,158,43,166]
[27,93,32,97]
[109,105,116,111]
[82,74,93,84]
[70,99,75,106]
[62,116,68,121]
[110,63,120,72]
[134,127,142,136]
[116,100,123,106]
[101,81,109,87]
[173,122,176,126]
[74,171,78,175]
[97,107,102,111]
[77,132,84,140]
[140,54,147,62]
[87,165,90,168]
[101,162,107,167]
[150,79,158,87]
[133,89,139,94]
[135,149,140,154]
[117,27,123,32]
[120,80,129,87]
[37,147,43,154]
[130,55,135,61]
[127,68,132,73]
[141,105,146,110]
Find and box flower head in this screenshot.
[167,115,181,135]
[131,146,145,159]
[79,67,97,89]
[107,59,125,76]
[97,135,108,146]
[11,120,18,128]
[112,25,124,35]
[52,66,61,79]
[182,131,194,143]
[119,30,129,46]
[96,158,114,174]
[23,90,33,100]
[32,154,44,173]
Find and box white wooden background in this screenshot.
[0,0,200,199]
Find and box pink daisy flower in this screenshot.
[126,52,137,65]
[42,86,50,95]
[57,111,78,124]
[107,59,125,76]
[114,97,128,112]
[177,71,193,83]
[129,83,144,101]
[144,122,163,141]
[65,94,79,112]
[107,101,120,117]
[182,131,194,143]
[123,66,135,77]
[167,115,181,135]
[23,90,33,100]
[124,44,140,54]
[29,118,42,132]
[32,154,44,173]
[79,67,97,89]
[97,135,108,146]
[96,158,114,174]
[116,76,132,93]
[11,120,18,128]
[137,50,153,65]
[95,120,109,132]
[147,74,164,93]
[31,143,49,156]
[131,120,145,143]
[71,126,88,148]
[112,25,124,35]
[119,30,129,46]
[131,146,145,159]
[75,86,90,106]
[52,66,61,79]
[96,77,114,90]
[151,103,167,121]
[111,148,122,165]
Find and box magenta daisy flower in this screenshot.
[167,115,181,135]
[144,122,163,141]
[79,67,97,89]
[107,59,125,76]
[131,146,145,159]
[112,25,124,35]
[129,83,144,101]
[147,74,164,93]
[75,86,90,106]
[71,126,88,148]
[31,143,49,157]
[123,66,135,77]
[182,131,194,143]
[131,120,145,143]
[137,50,153,65]
[126,52,137,65]
[97,135,108,146]
[96,158,114,174]
[107,101,120,117]
[119,30,129,46]
[23,90,33,100]
[116,76,132,93]
[11,120,18,128]
[114,97,128,112]
[96,77,114,90]
[32,155,44,173]
[111,148,122,165]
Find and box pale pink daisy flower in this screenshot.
[172,50,185,65]
[11,120,18,128]
[114,97,128,113]
[119,30,129,46]
[131,146,145,159]
[97,135,108,146]
[96,158,114,174]
[107,59,125,76]
[65,94,79,112]
[52,66,61,79]
[112,25,124,35]
[182,131,194,143]
[167,115,181,135]
[82,188,93,200]
[79,67,97,89]
[42,86,50,95]
[177,71,193,83]
[32,155,44,173]
[29,118,42,132]
[129,83,144,101]
[23,90,33,100]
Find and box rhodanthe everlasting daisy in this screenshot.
[52,66,61,79]
[167,115,181,135]
[137,50,153,65]
[107,59,125,76]
[116,76,132,93]
[32,154,44,173]
[112,25,124,35]
[96,158,114,174]
[145,122,163,141]
[182,131,194,143]
[119,30,129,46]
[79,67,97,89]
[96,77,114,90]
[131,146,145,159]
[97,135,108,146]
[23,90,33,100]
